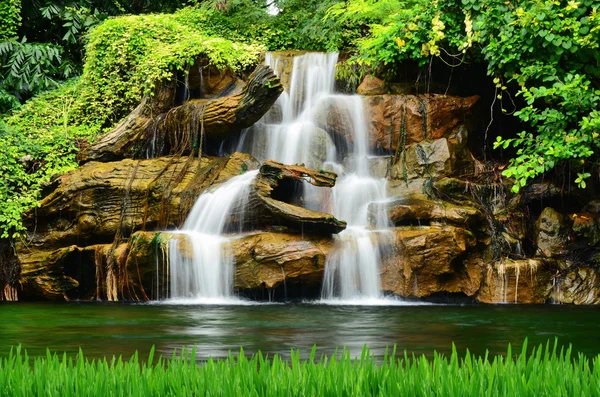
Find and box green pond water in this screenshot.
[2,302,600,361]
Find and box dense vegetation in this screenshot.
[1,341,599,396]
[1,0,599,237]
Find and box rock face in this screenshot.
[379,226,478,298]
[368,194,483,229]
[314,94,479,156]
[476,259,548,304]
[21,153,258,252]
[363,94,479,153]
[535,207,569,257]
[16,153,257,300]
[357,74,386,95]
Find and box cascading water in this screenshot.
[168,170,258,302]
[239,52,392,302]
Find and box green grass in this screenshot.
[1,340,599,396]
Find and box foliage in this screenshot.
[77,12,262,126]
[0,86,95,237]
[326,0,600,192]
[0,9,263,237]
[1,340,599,395]
[0,39,77,111]
[0,0,20,40]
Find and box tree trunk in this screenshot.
[80,65,283,163]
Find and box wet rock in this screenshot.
[18,231,176,301]
[261,51,308,91]
[231,232,332,290]
[379,226,477,297]
[390,137,472,179]
[17,229,334,301]
[476,259,549,304]
[18,152,258,252]
[0,239,21,301]
[535,207,569,257]
[356,74,386,95]
[313,94,478,155]
[368,194,484,229]
[549,267,600,304]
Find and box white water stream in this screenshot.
[239,52,391,301]
[168,170,258,302]
[169,52,392,303]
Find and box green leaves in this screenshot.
[0,0,20,40]
[575,172,591,189]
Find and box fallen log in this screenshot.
[245,160,346,234]
[80,65,283,163]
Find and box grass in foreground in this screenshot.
[1,340,599,396]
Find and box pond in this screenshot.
[2,301,600,361]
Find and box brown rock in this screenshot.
[368,194,484,229]
[246,161,346,234]
[535,207,569,257]
[313,94,478,155]
[549,267,600,304]
[476,259,548,304]
[18,153,258,253]
[379,226,477,297]
[390,137,472,179]
[231,232,332,290]
[363,94,480,153]
[81,65,283,162]
[356,74,386,95]
[262,51,308,91]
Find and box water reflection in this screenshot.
[1,303,599,362]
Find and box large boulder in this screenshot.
[547,267,600,304]
[231,232,332,291]
[18,152,258,252]
[367,194,484,230]
[81,65,283,162]
[246,161,346,234]
[313,94,479,155]
[17,230,334,301]
[379,226,478,297]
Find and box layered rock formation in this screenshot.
[5,54,600,304]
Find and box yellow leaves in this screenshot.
[565,1,580,12]
[458,11,474,52]
[423,12,445,56]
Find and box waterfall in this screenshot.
[168,170,258,302]
[239,52,391,302]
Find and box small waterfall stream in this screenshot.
[168,170,258,302]
[240,52,392,302]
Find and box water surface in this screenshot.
[2,302,599,361]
